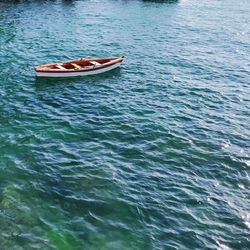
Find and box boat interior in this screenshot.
[38,58,115,70]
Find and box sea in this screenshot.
[0,0,249,249]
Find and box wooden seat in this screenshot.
[56,64,66,70]
[71,63,82,69]
[90,61,101,66]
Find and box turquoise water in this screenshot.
[0,0,250,249]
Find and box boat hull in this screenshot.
[35,57,123,78]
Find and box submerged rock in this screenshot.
[1,185,21,209]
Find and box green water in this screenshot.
[0,0,250,249]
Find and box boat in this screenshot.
[34,56,124,77]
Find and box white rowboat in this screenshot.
[35,56,124,77]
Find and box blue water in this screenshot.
[0,0,250,249]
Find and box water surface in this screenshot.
[0,0,250,249]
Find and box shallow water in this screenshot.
[0,0,250,249]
